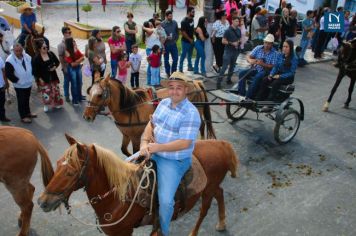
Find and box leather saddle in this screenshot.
[135,155,207,227]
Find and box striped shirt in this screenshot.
[152,97,201,160]
[250,45,279,72]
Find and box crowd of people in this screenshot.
[1,0,356,123]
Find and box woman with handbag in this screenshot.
[32,39,63,112]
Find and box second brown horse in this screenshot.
[83,75,216,157]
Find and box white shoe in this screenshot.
[44,105,49,113]
[55,105,62,109]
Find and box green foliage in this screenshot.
[81,3,93,13]
[7,1,25,7]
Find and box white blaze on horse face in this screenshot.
[0,30,15,61]
[62,160,68,165]
[90,84,104,102]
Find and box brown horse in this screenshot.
[83,75,216,157]
[37,134,239,236]
[322,38,356,112]
[24,27,46,57]
[0,126,54,236]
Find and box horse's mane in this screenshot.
[341,40,356,63]
[110,79,148,111]
[65,144,139,201]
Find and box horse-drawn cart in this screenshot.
[189,82,304,144]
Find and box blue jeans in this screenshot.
[237,69,267,98]
[62,69,70,99]
[152,155,191,236]
[164,43,178,76]
[219,50,239,82]
[194,40,206,74]
[179,40,193,72]
[67,65,82,104]
[111,59,118,79]
[299,38,309,60]
[125,39,135,58]
[146,48,152,85]
[150,67,160,86]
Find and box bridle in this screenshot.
[44,145,91,209]
[86,82,111,112]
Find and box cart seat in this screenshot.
[268,84,295,94]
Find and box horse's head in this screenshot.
[339,41,354,64]
[38,134,93,212]
[83,74,111,122]
[0,30,15,56]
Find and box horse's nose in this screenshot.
[37,198,47,209]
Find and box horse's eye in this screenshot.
[65,171,75,177]
[97,94,102,98]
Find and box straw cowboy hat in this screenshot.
[264,34,275,43]
[19,3,35,14]
[160,71,194,89]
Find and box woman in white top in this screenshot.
[211,11,230,73]
[142,21,161,85]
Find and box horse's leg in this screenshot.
[214,186,226,231]
[5,182,34,236]
[121,134,132,157]
[189,192,214,236]
[323,71,344,112]
[132,138,141,154]
[344,78,355,108]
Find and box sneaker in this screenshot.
[73,103,80,107]
[21,117,32,123]
[193,71,199,74]
[43,105,49,113]
[55,105,63,109]
[65,97,71,103]
[201,72,207,77]
[28,113,37,118]
[212,65,220,73]
[0,117,11,122]
[187,67,194,71]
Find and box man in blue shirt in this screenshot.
[18,3,37,47]
[161,10,179,78]
[299,10,314,62]
[237,33,279,99]
[140,71,201,236]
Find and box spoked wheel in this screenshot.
[274,109,300,144]
[226,104,248,121]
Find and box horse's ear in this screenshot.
[76,143,86,157]
[65,133,78,145]
[104,74,111,83]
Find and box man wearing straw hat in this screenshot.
[236,33,279,99]
[140,71,201,236]
[17,3,37,47]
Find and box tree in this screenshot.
[81,3,93,25]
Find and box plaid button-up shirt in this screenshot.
[250,45,279,72]
[152,97,201,160]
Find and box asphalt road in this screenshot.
[0,61,355,236]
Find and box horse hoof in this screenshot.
[18,218,22,228]
[322,102,329,112]
[343,104,349,109]
[215,222,226,231]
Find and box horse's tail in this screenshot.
[225,141,239,178]
[197,80,216,139]
[37,140,54,186]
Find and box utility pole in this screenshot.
[76,0,80,22]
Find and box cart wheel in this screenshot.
[274,109,300,144]
[226,104,248,121]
